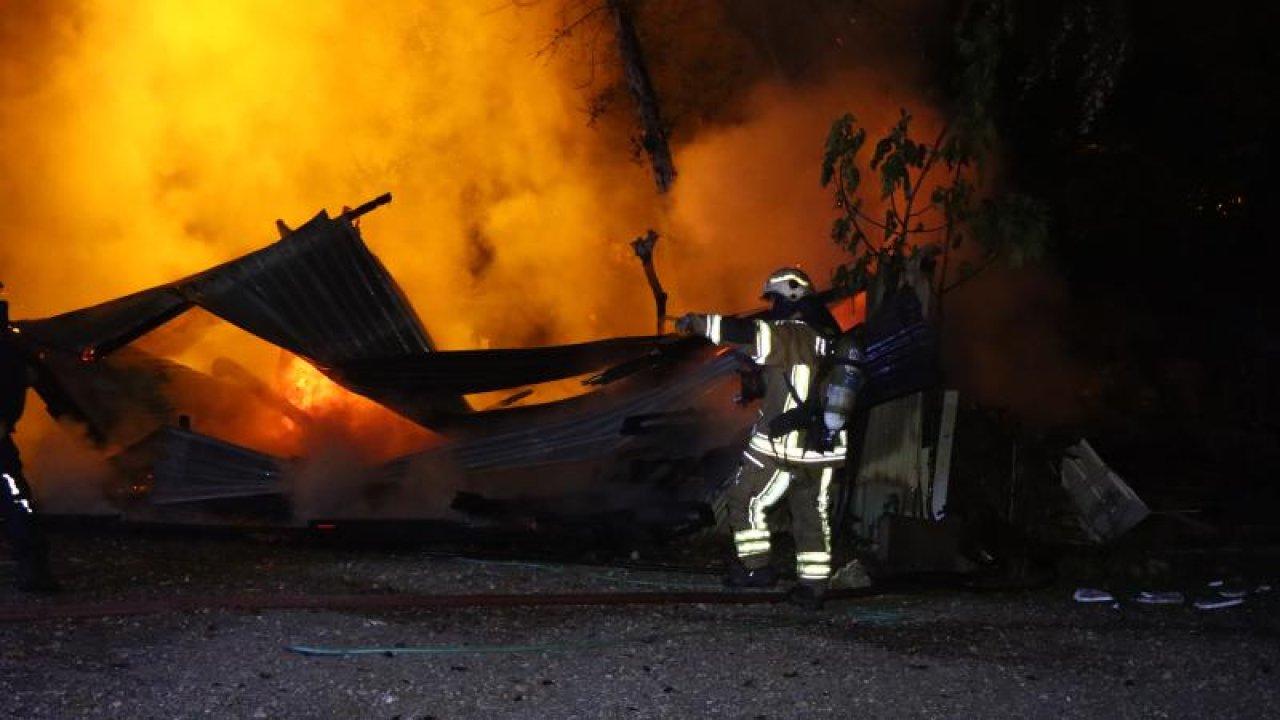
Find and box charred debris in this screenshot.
[10,195,1215,581]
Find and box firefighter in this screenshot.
[1,295,59,592]
[677,267,845,609]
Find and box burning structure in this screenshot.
[1,3,1162,578]
[8,194,958,563]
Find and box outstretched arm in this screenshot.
[676,314,820,367]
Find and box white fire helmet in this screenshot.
[760,267,814,302]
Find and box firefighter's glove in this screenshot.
[675,313,707,336]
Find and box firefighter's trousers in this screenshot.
[2,435,50,583]
[728,447,837,584]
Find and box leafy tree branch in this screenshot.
[821,0,1049,318]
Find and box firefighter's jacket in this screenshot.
[1,332,29,473]
[0,333,28,429]
[697,314,847,468]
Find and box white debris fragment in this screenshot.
[1073,588,1115,603]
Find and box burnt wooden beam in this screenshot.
[630,229,668,335]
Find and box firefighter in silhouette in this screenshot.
[1,292,59,592]
[677,267,854,609]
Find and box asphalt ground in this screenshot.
[1,522,1277,719]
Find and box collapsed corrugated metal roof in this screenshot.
[11,196,940,537]
[14,205,703,435]
[20,210,437,364]
[17,206,467,430]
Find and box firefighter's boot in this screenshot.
[787,582,826,610]
[11,530,59,593]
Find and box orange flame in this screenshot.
[2,2,941,459]
[271,354,435,461]
[279,356,343,415]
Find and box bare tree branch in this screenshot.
[533,1,609,59]
[607,0,677,193]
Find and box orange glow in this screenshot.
[269,354,435,462]
[2,2,936,333]
[279,356,344,416]
[2,2,941,459]
[830,293,867,332]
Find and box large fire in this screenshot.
[2,2,938,468]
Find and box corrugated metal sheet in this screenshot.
[17,212,436,364]
[14,288,189,359]
[180,212,437,366]
[330,335,686,429]
[1060,439,1150,543]
[850,287,937,503]
[837,287,941,544]
[857,391,925,492]
[377,352,739,474]
[113,426,284,505]
[859,287,939,407]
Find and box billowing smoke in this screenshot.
[16,413,116,515]
[1,2,934,339]
[942,268,1091,428]
[666,75,943,314]
[284,438,466,522]
[4,1,1086,514]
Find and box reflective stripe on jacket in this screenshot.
[700,314,846,467]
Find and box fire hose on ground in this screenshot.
[0,585,889,623]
